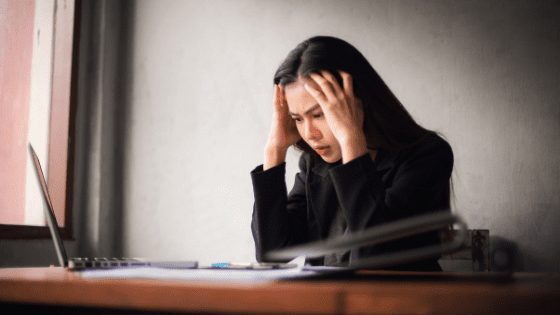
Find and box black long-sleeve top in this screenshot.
[250,133,454,271]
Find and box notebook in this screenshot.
[29,143,198,271]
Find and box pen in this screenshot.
[208,262,297,270]
[210,262,252,269]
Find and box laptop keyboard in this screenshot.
[68,257,149,270]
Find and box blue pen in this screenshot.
[210,262,253,269]
[210,262,231,269]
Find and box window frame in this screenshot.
[0,0,80,240]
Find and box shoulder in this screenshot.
[417,133,453,158]
[398,132,454,168]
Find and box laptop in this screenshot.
[29,143,198,271]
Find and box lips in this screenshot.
[313,145,329,154]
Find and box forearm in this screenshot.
[251,163,308,261]
[330,140,454,232]
[329,154,388,231]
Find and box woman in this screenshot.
[250,36,453,271]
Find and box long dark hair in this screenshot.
[273,36,434,154]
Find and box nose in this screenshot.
[303,120,322,141]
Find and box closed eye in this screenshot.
[292,117,303,123]
[312,112,323,119]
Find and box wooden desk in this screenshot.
[1,267,559,314]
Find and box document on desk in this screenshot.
[79,256,321,282]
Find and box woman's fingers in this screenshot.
[320,70,345,100]
[339,71,354,98]
[306,71,357,108]
[308,72,338,104]
[304,82,328,106]
[273,84,287,114]
[277,84,283,106]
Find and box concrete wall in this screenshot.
[119,0,560,271]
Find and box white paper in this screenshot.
[80,267,318,282]
[80,256,315,282]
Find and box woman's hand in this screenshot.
[304,71,368,164]
[264,84,301,170]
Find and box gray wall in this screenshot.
[120,0,560,271]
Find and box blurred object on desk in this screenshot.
[439,229,490,272]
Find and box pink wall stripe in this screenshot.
[0,0,36,224]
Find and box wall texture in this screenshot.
[121,0,560,271]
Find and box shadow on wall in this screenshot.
[490,236,521,273]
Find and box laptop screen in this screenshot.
[28,143,68,267]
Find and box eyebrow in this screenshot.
[289,104,321,117]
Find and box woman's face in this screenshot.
[284,79,342,163]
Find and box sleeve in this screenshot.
[328,137,453,262]
[250,155,309,262]
[329,137,454,232]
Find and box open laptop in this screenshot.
[29,143,198,271]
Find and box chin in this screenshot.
[320,154,342,164]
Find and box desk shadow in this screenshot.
[290,270,515,283]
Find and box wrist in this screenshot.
[264,145,288,170]
[339,133,368,164]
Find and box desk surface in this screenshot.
[1,267,559,314]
